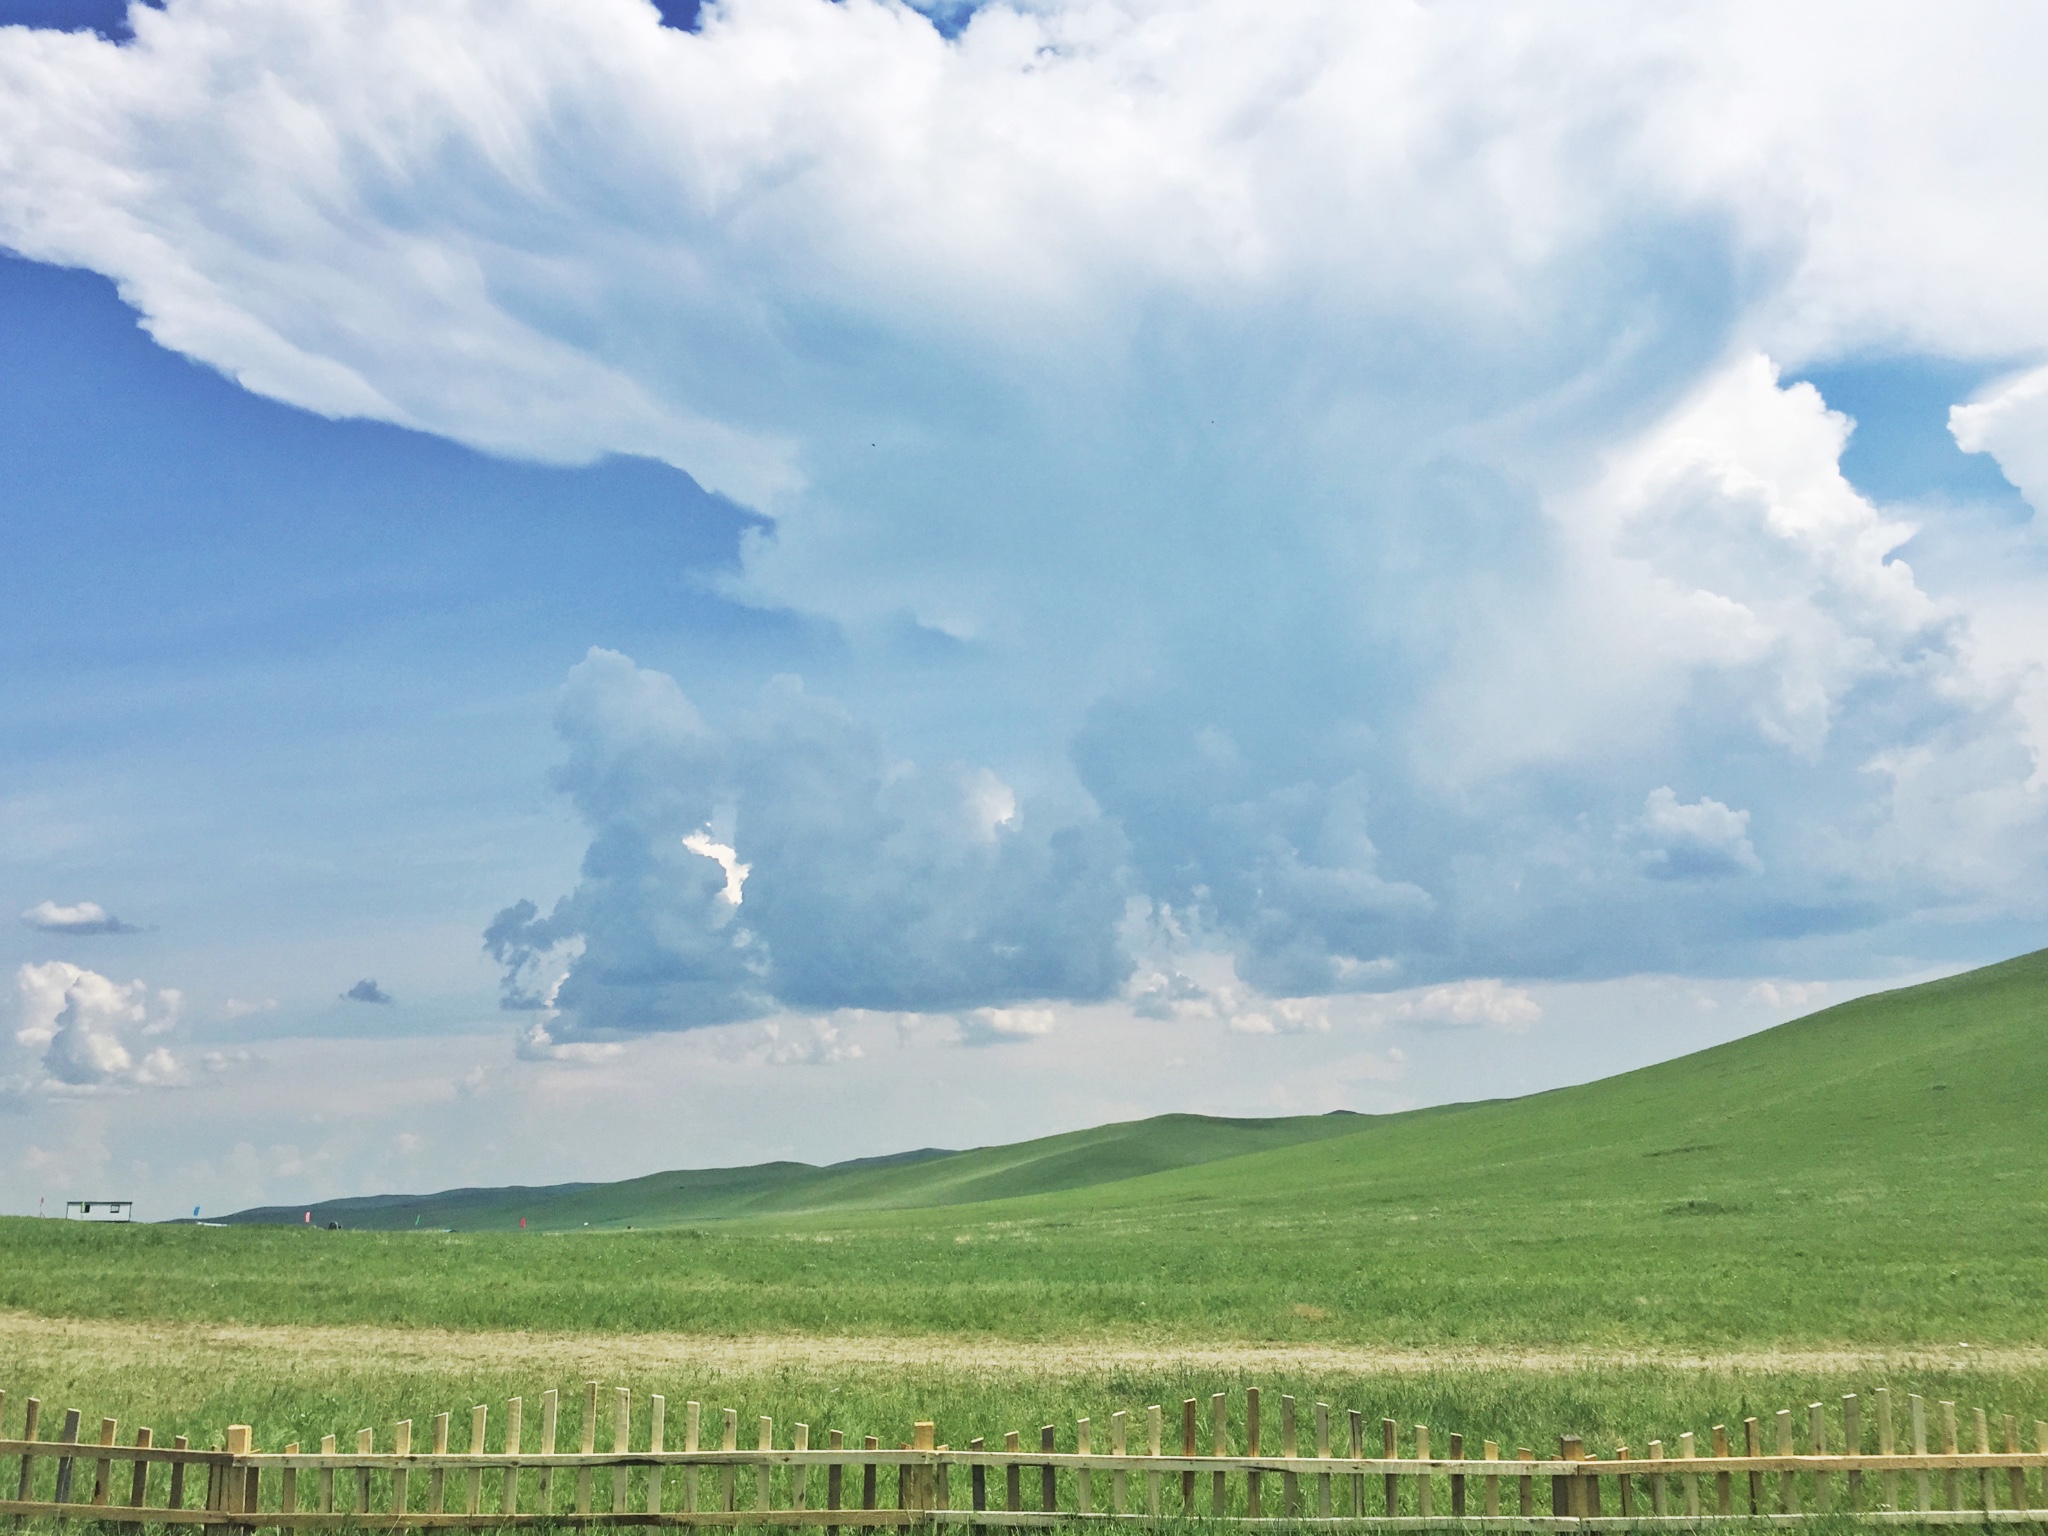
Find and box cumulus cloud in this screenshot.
[20,900,139,935]
[487,649,1128,1041]
[342,979,394,1005]
[4,1,2047,1014]
[1633,788,1763,880]
[957,1006,1056,1046]
[1123,954,1333,1035]
[1368,979,1543,1034]
[1747,979,1827,1010]
[514,1016,625,1064]
[9,961,183,1091]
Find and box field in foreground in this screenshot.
[3,1309,2044,1523]
[2,947,2045,1351]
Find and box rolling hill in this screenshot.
[14,945,2044,1346]
[208,1110,1373,1230]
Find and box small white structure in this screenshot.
[64,1199,133,1223]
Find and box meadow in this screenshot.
[2,950,2044,1520]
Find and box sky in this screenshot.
[2,0,2045,1217]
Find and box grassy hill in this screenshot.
[208,1113,1373,1230]
[3,946,2044,1346]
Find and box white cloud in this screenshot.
[758,1016,864,1064]
[683,830,752,906]
[1951,367,2048,514]
[957,1006,1056,1046]
[221,997,278,1019]
[1633,787,1763,880]
[2,1,2046,1019]
[20,900,138,935]
[487,649,1127,1040]
[513,1017,625,1064]
[10,962,185,1091]
[1370,979,1543,1034]
[1747,979,1827,1010]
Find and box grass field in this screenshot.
[205,1112,1375,1231]
[3,947,2044,1350]
[3,949,2044,1513]
[3,1311,2044,1522]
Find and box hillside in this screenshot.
[6,946,2044,1347]
[210,1112,1371,1230]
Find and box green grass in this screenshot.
[9,1330,2043,1527]
[4,947,2046,1348]
[207,1112,1374,1231]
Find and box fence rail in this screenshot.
[6,1382,2046,1529]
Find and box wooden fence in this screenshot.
[5,1382,2048,1529]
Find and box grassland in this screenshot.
[3,947,2044,1353]
[2,947,2045,1523]
[206,1112,1374,1231]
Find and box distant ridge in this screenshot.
[206,1113,1365,1231]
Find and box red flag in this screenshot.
[519,1216,527,1228]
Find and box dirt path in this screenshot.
[0,1310,2035,1379]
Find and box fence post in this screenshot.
[1713,1423,1732,1515]
[831,1428,847,1536]
[576,1385,598,1517]
[966,1435,983,1523]
[1145,1406,1162,1518]
[468,1403,488,1517]
[913,1421,936,1521]
[1775,1411,1796,1514]
[1810,1402,1830,1512]
[1075,1418,1091,1517]
[1875,1389,1895,1511]
[683,1401,701,1516]
[91,1418,117,1507]
[391,1418,411,1523]
[53,1409,82,1506]
[354,1429,373,1519]
[1109,1413,1126,1515]
[128,1425,155,1524]
[1407,1425,1427,1519]
[721,1409,738,1515]
[1975,1407,1994,1514]
[503,1396,523,1520]
[648,1396,665,1517]
[223,1426,251,1534]
[2006,1414,2025,1514]
[1214,1395,1231,1517]
[1279,1397,1296,1519]
[1940,1400,1958,1512]
[538,1390,559,1516]
[1382,1418,1398,1517]
[616,1390,634,1517]
[1844,1396,1861,1511]
[1243,1391,1259,1520]
[1349,1409,1366,1519]
[1040,1424,1056,1515]
[16,1397,41,1508]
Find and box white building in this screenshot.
[63,1199,134,1222]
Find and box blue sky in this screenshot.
[3,0,2046,1214]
